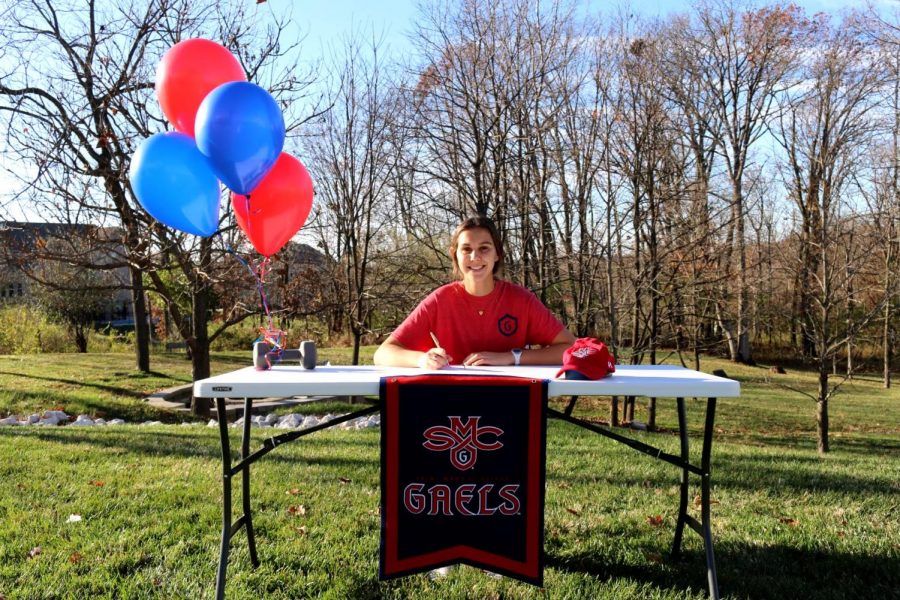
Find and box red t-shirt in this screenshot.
[391,280,565,364]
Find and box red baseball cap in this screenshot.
[556,338,616,380]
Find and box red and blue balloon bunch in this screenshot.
[129,39,314,258]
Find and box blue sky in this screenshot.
[286,0,896,62]
[2,0,896,221]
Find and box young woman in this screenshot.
[373,216,576,369]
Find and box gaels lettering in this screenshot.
[403,482,521,516]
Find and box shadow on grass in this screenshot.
[552,452,898,498]
[737,433,900,456]
[547,427,898,496]
[343,578,392,600]
[712,456,898,497]
[547,540,899,599]
[0,426,379,469]
[0,389,175,422]
[0,370,147,399]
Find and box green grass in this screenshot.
[0,347,375,422]
[0,350,898,599]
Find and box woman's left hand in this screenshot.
[462,351,514,366]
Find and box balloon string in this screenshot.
[243,194,253,240]
[227,246,286,368]
[256,257,273,329]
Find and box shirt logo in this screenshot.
[498,313,518,337]
[422,416,504,471]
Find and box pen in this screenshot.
[429,331,463,368]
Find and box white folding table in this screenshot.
[194,364,740,599]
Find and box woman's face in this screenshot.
[455,228,498,284]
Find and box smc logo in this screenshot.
[422,416,504,471]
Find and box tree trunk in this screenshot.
[884,301,892,389]
[648,215,658,431]
[74,325,88,353]
[846,244,854,379]
[625,396,635,422]
[817,363,829,454]
[189,240,212,418]
[129,264,150,373]
[716,300,739,361]
[189,282,212,418]
[888,53,899,389]
[736,179,752,364]
[352,329,362,366]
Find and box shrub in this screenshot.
[0,303,68,353]
[87,328,134,353]
[0,304,134,354]
[209,316,335,351]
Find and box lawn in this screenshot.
[0,350,898,599]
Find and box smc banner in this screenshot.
[379,375,547,586]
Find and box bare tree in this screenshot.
[546,16,611,337]
[307,31,403,364]
[0,0,322,415]
[869,15,900,388]
[774,13,886,453]
[406,0,578,299]
[692,1,802,363]
[659,11,725,370]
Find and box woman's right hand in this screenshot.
[418,348,452,370]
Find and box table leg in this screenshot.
[672,397,689,559]
[563,395,579,416]
[701,398,719,600]
[241,397,260,567]
[215,397,232,600]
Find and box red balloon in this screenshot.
[155,39,246,137]
[233,153,314,257]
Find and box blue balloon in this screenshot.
[129,132,220,237]
[194,81,285,195]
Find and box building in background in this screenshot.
[0,221,134,326]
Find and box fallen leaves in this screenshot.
[778,516,799,527]
[338,477,352,484]
[88,480,105,487]
[285,488,300,496]
[287,505,307,516]
[293,526,308,535]
[565,507,580,516]
[68,551,83,564]
[693,495,720,508]
[27,546,42,559]
[647,515,664,527]
[645,551,664,563]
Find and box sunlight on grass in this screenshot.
[0,349,897,598]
